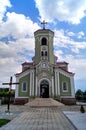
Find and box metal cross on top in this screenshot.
[41,20,47,29]
[2,76,19,112]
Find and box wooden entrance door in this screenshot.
[40,80,49,98]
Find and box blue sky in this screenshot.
[0,0,86,91]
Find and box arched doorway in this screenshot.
[40,80,49,98]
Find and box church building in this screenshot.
[14,21,76,105]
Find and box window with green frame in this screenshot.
[22,82,27,92]
[62,82,68,92]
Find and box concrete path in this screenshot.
[0,107,76,130]
[0,99,86,130]
[64,111,86,130]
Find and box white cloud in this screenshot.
[67,31,75,37]
[0,11,40,86]
[0,12,39,39]
[0,12,39,62]
[54,29,71,47]
[54,29,86,81]
[0,39,34,86]
[0,0,86,90]
[54,51,86,80]
[64,55,86,80]
[77,31,85,39]
[0,41,21,86]
[0,0,11,23]
[35,0,86,24]
[67,31,85,39]
[54,29,86,53]
[54,50,63,60]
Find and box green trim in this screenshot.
[59,73,71,96]
[18,74,30,97]
[34,29,55,64]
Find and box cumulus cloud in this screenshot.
[54,29,71,47]
[35,0,86,24]
[0,12,40,61]
[77,31,85,39]
[0,0,11,23]
[0,12,39,39]
[54,50,86,80]
[0,0,86,90]
[67,31,75,37]
[54,29,86,82]
[67,31,85,39]
[54,50,63,60]
[54,29,86,81]
[0,11,40,86]
[54,29,86,53]
[65,55,86,80]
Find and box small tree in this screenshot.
[75,89,83,101]
[83,91,86,101]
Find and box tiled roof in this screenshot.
[15,61,74,76]
[15,67,30,76]
[22,62,33,65]
[56,61,68,65]
[59,67,74,75]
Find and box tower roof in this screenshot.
[34,29,54,36]
[34,20,54,34]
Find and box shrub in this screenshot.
[0,119,10,127]
[80,105,85,113]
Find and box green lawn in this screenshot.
[0,119,10,127]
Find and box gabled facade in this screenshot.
[14,28,76,105]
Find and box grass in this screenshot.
[0,119,10,127]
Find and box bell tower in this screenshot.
[33,21,56,64]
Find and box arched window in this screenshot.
[41,38,47,45]
[45,51,47,56]
[41,51,44,56]
[22,82,27,92]
[62,82,68,92]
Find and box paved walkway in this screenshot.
[0,107,76,130]
[0,98,86,130]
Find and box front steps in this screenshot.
[25,98,64,107]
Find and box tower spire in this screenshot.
[41,20,47,29]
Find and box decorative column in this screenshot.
[15,78,19,98]
[57,71,60,95]
[49,83,52,97]
[30,71,32,96]
[35,76,38,96]
[52,76,54,97]
[70,76,75,97]
[55,71,57,96]
[32,71,34,96]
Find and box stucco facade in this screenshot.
[14,28,76,105]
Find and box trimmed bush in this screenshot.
[80,105,85,113]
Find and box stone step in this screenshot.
[25,98,64,107]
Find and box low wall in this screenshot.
[61,98,76,105]
[14,98,28,105]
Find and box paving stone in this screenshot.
[1,99,85,130]
[0,107,76,130]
